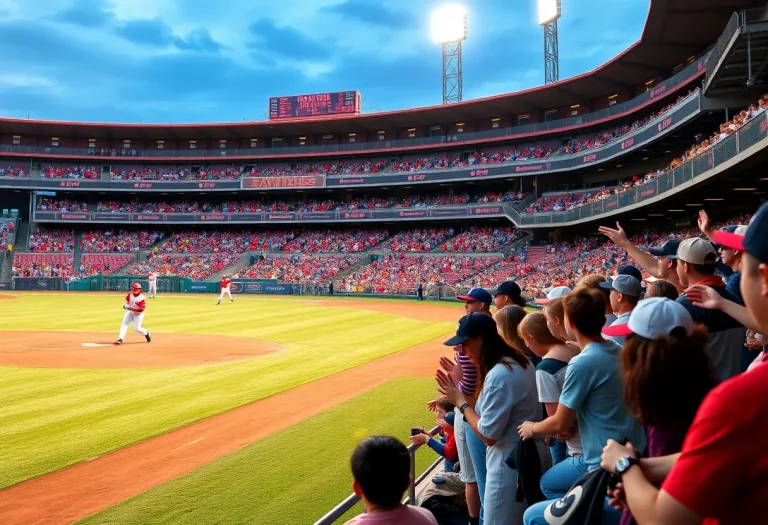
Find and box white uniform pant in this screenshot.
[118,311,148,339]
[218,287,233,301]
[148,282,157,296]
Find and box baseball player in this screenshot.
[216,274,234,305]
[147,272,158,298]
[115,283,151,345]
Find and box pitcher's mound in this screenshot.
[0,331,281,369]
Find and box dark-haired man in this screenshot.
[675,237,744,380]
[345,436,437,524]
[490,280,526,310]
[600,274,642,346]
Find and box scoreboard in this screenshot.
[269,91,361,120]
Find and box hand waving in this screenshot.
[686,284,724,311]
[698,209,713,236]
[598,222,630,248]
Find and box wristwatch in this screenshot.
[459,403,470,415]
[614,456,640,480]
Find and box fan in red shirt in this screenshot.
[115,283,151,345]
[216,274,234,305]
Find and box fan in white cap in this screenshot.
[602,297,694,339]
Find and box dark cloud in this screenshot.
[247,18,329,60]
[53,0,113,28]
[322,0,415,29]
[115,18,176,47]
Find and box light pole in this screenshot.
[431,4,468,104]
[539,0,561,84]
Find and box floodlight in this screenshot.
[538,0,560,26]
[430,4,468,44]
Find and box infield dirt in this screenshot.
[0,299,458,525]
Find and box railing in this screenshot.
[705,12,741,87]
[740,7,768,25]
[517,109,768,226]
[313,426,442,525]
[0,59,706,160]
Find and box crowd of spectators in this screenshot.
[12,253,74,279]
[110,166,191,181]
[1,220,16,250]
[41,165,99,179]
[37,198,89,213]
[391,154,464,172]
[79,254,134,276]
[192,165,241,180]
[88,148,137,157]
[336,254,500,294]
[28,228,74,252]
[282,229,388,253]
[241,254,361,283]
[293,159,387,176]
[0,165,26,177]
[79,230,164,253]
[40,190,523,216]
[379,227,455,252]
[126,253,240,280]
[442,226,525,252]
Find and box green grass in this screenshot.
[0,294,452,489]
[78,378,438,525]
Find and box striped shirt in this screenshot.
[455,345,478,396]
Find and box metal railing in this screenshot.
[313,426,442,525]
[516,110,768,226]
[705,12,741,87]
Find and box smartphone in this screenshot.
[411,428,422,436]
[432,476,445,484]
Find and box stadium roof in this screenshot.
[0,0,761,142]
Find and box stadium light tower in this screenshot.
[539,0,561,84]
[431,4,468,104]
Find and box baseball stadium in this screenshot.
[1,1,767,524]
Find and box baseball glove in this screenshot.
[123,304,129,310]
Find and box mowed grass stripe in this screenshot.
[0,295,452,489]
[77,378,438,525]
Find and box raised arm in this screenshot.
[598,222,663,278]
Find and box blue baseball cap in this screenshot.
[456,287,493,305]
[649,240,680,259]
[715,202,768,263]
[618,265,643,282]
[444,312,497,346]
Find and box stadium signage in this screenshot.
[230,281,296,295]
[0,95,701,193]
[33,204,509,224]
[241,176,325,189]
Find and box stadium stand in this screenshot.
[110,166,191,181]
[124,254,241,280]
[0,163,27,177]
[41,165,99,179]
[241,254,361,283]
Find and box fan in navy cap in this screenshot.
[599,274,643,345]
[599,222,685,293]
[617,264,643,283]
[490,280,526,310]
[444,312,499,346]
[456,287,493,315]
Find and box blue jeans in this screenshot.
[465,423,488,523]
[550,440,568,465]
[540,454,588,500]
[523,497,622,525]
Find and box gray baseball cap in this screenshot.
[599,274,642,297]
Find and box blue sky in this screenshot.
[0,0,649,123]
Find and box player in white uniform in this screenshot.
[147,272,158,298]
[216,274,233,305]
[115,282,152,345]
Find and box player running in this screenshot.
[115,282,152,345]
[147,272,158,298]
[216,274,234,305]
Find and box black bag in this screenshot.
[541,438,627,525]
[421,495,469,525]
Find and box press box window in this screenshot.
[51,137,59,147]
[378,131,386,141]
[492,118,501,129]
[408,128,416,138]
[250,139,259,148]
[157,141,164,150]
[544,110,559,122]
[189,140,197,149]
[517,115,529,126]
[88,139,96,148]
[12,135,20,145]
[219,140,226,149]
[123,140,131,149]
[349,133,356,144]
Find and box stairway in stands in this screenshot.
[15,221,31,251]
[525,246,551,266]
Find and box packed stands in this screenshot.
[241,254,361,283]
[12,253,73,279]
[41,165,99,179]
[336,254,501,294]
[1,220,16,251]
[37,198,89,212]
[110,166,191,181]
[88,148,137,157]
[28,228,74,252]
[79,229,165,253]
[282,229,388,253]
[293,159,387,176]
[378,227,455,252]
[38,190,525,216]
[192,165,241,180]
[125,254,240,280]
[0,163,27,177]
[441,226,525,252]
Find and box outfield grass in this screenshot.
[0,294,452,489]
[78,378,438,525]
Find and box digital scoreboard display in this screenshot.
[269,91,361,120]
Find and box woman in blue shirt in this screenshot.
[437,312,551,524]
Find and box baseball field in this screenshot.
[0,292,463,524]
